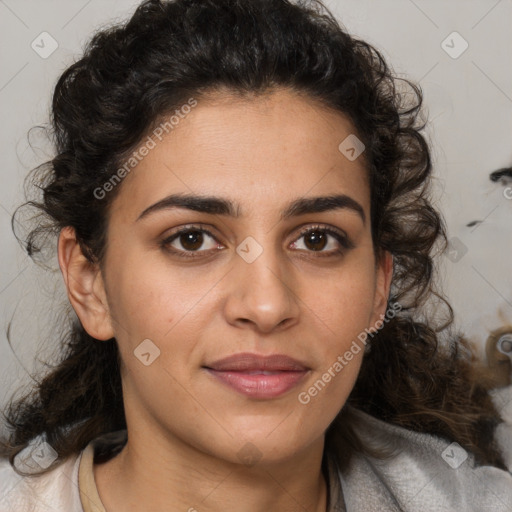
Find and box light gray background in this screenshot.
[1,0,511,432]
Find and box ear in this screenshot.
[370,250,394,325]
[58,226,114,341]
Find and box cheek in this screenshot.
[294,346,363,439]
[103,252,223,386]
[293,274,375,412]
[306,266,377,337]
[104,250,207,340]
[300,274,375,405]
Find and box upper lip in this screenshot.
[204,353,309,371]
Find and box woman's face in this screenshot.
[97,88,392,465]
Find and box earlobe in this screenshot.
[58,226,115,341]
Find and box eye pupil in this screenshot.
[181,230,203,250]
[304,230,327,251]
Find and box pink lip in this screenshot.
[203,353,310,399]
[205,352,309,371]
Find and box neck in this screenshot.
[94,426,329,512]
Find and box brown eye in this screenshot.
[179,230,204,251]
[291,225,354,257]
[303,230,328,251]
[160,225,222,258]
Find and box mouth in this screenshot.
[203,352,310,399]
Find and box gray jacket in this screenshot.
[328,407,512,511]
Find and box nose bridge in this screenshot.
[225,232,299,332]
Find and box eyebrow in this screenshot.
[136,193,366,224]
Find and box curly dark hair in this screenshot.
[1,0,506,475]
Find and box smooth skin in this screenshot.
[58,88,393,512]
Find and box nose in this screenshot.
[223,240,300,334]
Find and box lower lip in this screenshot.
[205,369,309,399]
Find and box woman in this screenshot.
[1,0,511,510]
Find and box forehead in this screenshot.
[109,88,370,222]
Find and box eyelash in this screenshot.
[160,223,354,260]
